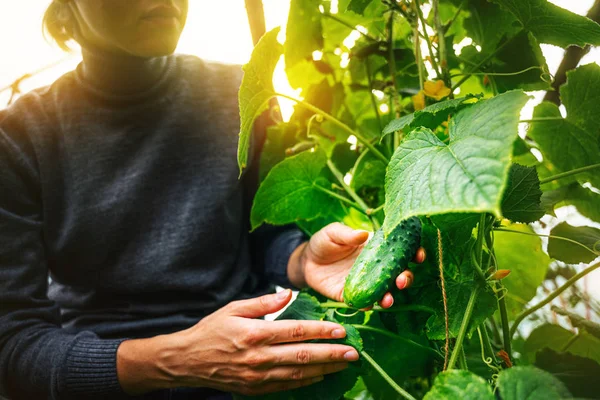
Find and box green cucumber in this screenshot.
[343,217,422,308]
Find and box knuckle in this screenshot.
[242,370,261,385]
[290,324,306,339]
[259,295,271,309]
[290,368,304,380]
[243,351,267,368]
[242,326,265,347]
[296,349,311,364]
[331,348,345,361]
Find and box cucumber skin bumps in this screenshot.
[343,217,422,309]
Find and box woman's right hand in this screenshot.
[116,289,359,396]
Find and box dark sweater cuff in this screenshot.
[63,337,129,398]
[265,228,308,289]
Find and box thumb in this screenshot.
[227,289,292,318]
[325,223,370,246]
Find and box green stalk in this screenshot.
[433,0,451,89]
[479,325,499,365]
[367,204,385,215]
[458,347,469,370]
[494,228,599,258]
[275,92,389,163]
[410,2,425,90]
[352,325,443,359]
[414,0,442,79]
[447,286,480,369]
[313,184,366,214]
[322,12,378,42]
[320,301,435,314]
[539,163,600,185]
[497,285,512,357]
[519,117,565,123]
[451,31,521,91]
[360,350,417,400]
[366,58,384,134]
[510,260,600,338]
[326,160,381,230]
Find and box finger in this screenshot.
[264,343,359,365]
[243,376,325,396]
[396,270,414,290]
[227,290,292,318]
[379,292,394,308]
[324,222,370,246]
[263,320,347,344]
[413,247,426,263]
[262,362,348,382]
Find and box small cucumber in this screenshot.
[343,217,422,308]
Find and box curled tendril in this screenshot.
[306,114,321,140]
[477,327,501,374]
[334,309,361,318]
[269,105,283,124]
[494,286,509,301]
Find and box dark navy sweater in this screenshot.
[0,51,305,399]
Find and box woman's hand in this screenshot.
[288,222,426,308]
[116,290,358,396]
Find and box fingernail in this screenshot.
[397,275,407,290]
[344,350,359,361]
[277,290,290,299]
[331,328,346,338]
[312,376,324,383]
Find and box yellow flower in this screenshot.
[423,80,451,101]
[412,91,426,111]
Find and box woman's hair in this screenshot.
[42,1,76,51]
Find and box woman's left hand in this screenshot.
[288,222,426,308]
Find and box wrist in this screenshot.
[116,334,180,395]
[287,241,309,288]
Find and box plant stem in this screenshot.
[320,301,435,314]
[539,163,600,185]
[366,58,384,134]
[326,160,380,229]
[433,0,451,89]
[447,286,480,369]
[488,317,502,345]
[458,347,468,370]
[414,0,442,79]
[451,31,520,91]
[497,286,512,357]
[480,325,499,365]
[275,92,389,163]
[360,350,418,400]
[367,204,385,215]
[510,260,600,338]
[322,12,379,42]
[494,228,599,258]
[411,2,425,90]
[518,117,565,123]
[327,160,368,211]
[352,325,443,359]
[313,184,366,214]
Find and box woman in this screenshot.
[0,1,421,399]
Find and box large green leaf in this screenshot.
[277,292,326,321]
[251,149,339,230]
[497,366,572,400]
[548,222,600,264]
[523,324,600,365]
[285,0,323,71]
[494,223,550,318]
[360,314,433,400]
[237,28,282,174]
[240,293,363,400]
[346,0,374,14]
[541,183,600,222]
[529,64,600,190]
[534,349,600,399]
[382,95,480,138]
[500,164,545,223]
[423,370,494,400]
[383,91,529,235]
[492,0,600,48]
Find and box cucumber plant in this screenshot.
[237,0,600,398]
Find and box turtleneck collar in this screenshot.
[75,42,177,105]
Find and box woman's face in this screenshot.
[70,0,188,57]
